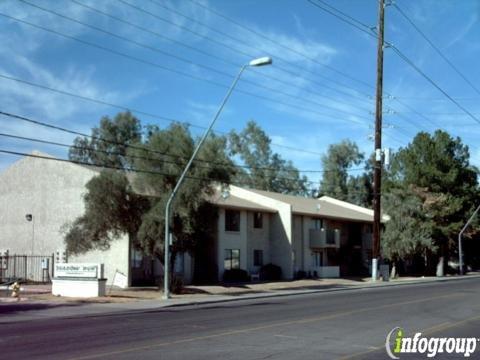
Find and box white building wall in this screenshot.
[216,208,248,280]
[229,186,294,279]
[246,211,270,274]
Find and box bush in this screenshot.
[158,275,184,294]
[295,270,307,280]
[223,269,250,283]
[170,275,184,294]
[260,263,282,281]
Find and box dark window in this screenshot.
[224,249,240,270]
[225,210,240,232]
[253,212,263,229]
[253,249,263,266]
[311,218,324,230]
[312,251,323,267]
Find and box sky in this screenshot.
[1,0,479,187]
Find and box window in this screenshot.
[253,249,263,266]
[225,210,240,232]
[253,212,263,229]
[312,251,323,267]
[132,249,143,269]
[311,218,323,230]
[174,252,184,273]
[224,249,240,270]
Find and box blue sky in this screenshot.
[1,0,479,186]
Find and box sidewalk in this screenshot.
[1,273,479,323]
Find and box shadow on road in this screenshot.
[0,301,82,315]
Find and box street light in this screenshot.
[163,56,272,299]
[458,204,480,275]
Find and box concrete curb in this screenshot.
[1,275,479,323]
[160,274,480,309]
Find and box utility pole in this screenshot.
[372,0,385,282]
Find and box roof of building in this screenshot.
[242,188,388,222]
[207,189,277,213]
[2,152,386,222]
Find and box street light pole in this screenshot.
[458,204,480,275]
[163,57,272,299]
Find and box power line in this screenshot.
[69,0,370,109]
[306,0,480,126]
[393,3,480,96]
[20,0,373,120]
[0,73,361,158]
[307,0,376,39]
[185,0,375,91]
[0,127,366,176]
[0,111,370,176]
[0,132,324,184]
[0,12,373,126]
[1,149,385,196]
[0,148,237,185]
[118,0,375,100]
[390,46,480,125]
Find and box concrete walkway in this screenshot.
[1,274,479,323]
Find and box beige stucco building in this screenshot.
[0,152,384,286]
[209,186,386,282]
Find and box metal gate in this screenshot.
[0,254,55,283]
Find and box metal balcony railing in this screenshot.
[309,228,340,248]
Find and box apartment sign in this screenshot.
[55,263,101,279]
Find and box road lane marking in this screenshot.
[273,334,298,339]
[68,292,465,360]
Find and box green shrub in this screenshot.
[260,263,282,281]
[223,269,250,283]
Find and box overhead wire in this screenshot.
[0,73,366,158]
[118,0,375,100]
[68,0,369,110]
[185,0,375,91]
[306,0,480,134]
[0,12,375,127]
[0,111,368,175]
[393,3,480,96]
[19,0,374,120]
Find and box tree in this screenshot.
[387,130,479,275]
[319,140,372,206]
[381,189,434,277]
[69,111,142,167]
[65,114,235,283]
[128,123,235,260]
[229,120,308,195]
[64,171,149,254]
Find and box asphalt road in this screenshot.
[1,278,480,360]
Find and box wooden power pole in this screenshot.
[372,0,385,281]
